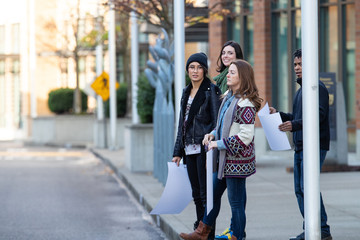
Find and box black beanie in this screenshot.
[186,52,208,72]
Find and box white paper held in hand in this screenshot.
[150,162,192,215]
[206,149,213,215]
[258,102,291,151]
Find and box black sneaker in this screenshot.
[289,232,332,240]
[289,232,304,240]
[321,232,332,240]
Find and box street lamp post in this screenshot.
[301,1,321,239]
[174,0,185,131]
[131,11,140,124]
[108,0,117,150]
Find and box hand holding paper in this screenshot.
[258,102,291,151]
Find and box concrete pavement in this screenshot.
[91,148,360,240]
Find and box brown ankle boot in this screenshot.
[230,236,238,240]
[179,221,211,240]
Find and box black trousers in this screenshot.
[185,147,207,222]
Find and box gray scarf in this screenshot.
[213,93,239,179]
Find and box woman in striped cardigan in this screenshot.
[180,59,263,240]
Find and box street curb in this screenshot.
[90,148,181,240]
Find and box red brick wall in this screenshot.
[356,0,360,130]
[207,0,273,127]
[253,0,272,126]
[253,0,272,106]
[208,0,228,78]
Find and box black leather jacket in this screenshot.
[173,77,221,160]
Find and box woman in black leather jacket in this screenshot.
[172,53,221,237]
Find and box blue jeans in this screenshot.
[294,149,331,235]
[203,172,246,239]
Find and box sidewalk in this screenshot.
[91,148,360,240]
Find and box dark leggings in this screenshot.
[185,148,207,222]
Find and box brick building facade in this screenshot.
[208,0,359,158]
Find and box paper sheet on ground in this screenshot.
[258,102,291,151]
[206,149,213,215]
[150,162,192,215]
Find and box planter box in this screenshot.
[32,115,131,148]
[125,124,154,172]
[93,118,132,149]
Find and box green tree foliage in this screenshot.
[137,74,155,123]
[104,83,128,118]
[48,88,87,114]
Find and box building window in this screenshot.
[11,59,21,128]
[0,60,5,128]
[271,0,355,151]
[227,0,254,65]
[0,25,5,54]
[11,23,20,54]
[319,0,355,151]
[319,5,338,74]
[343,3,355,121]
[342,2,355,151]
[271,2,301,113]
[272,11,289,112]
[116,54,124,83]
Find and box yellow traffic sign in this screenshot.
[91,71,119,101]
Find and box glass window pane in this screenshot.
[319,6,338,74]
[292,10,301,51]
[244,0,253,13]
[271,0,287,9]
[229,16,241,43]
[272,12,289,112]
[11,24,20,54]
[12,63,21,128]
[0,60,5,127]
[79,57,86,73]
[292,0,301,8]
[343,3,355,150]
[0,60,5,74]
[320,0,338,3]
[291,10,301,95]
[0,25,4,54]
[12,59,20,74]
[244,15,254,66]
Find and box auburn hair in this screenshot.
[230,59,263,112]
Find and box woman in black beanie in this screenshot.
[172,53,221,239]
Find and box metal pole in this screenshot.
[29,0,37,118]
[301,1,321,239]
[174,0,185,131]
[108,1,117,150]
[96,4,104,121]
[96,2,106,148]
[131,11,140,124]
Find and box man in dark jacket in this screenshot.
[269,49,332,240]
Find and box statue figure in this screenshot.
[144,29,174,184]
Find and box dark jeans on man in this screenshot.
[293,149,331,235]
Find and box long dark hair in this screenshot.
[230,59,263,112]
[216,40,244,73]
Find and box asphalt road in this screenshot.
[0,143,167,240]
